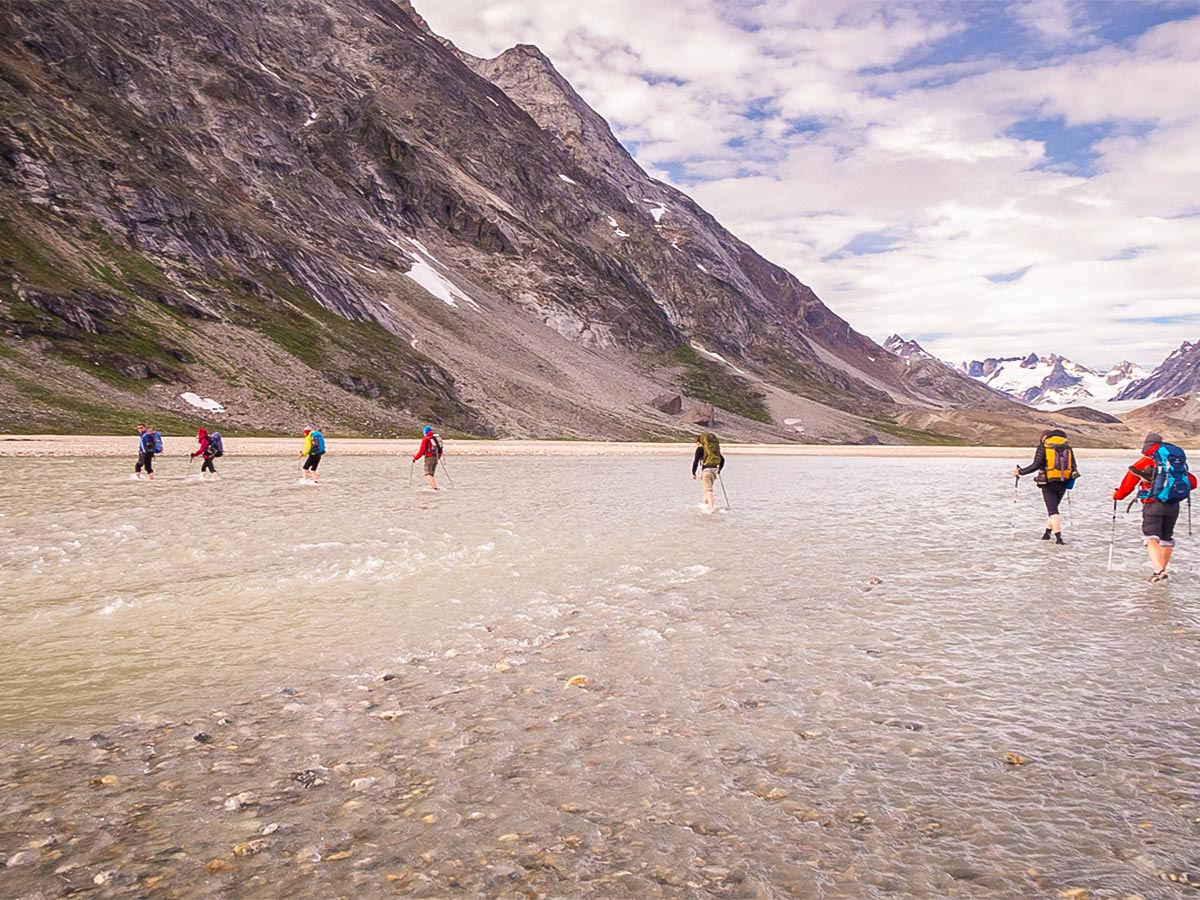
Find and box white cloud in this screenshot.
[417,0,1200,369]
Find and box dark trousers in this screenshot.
[1040,481,1068,517]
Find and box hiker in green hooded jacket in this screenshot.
[691,433,726,513]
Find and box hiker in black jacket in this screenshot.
[1013,429,1078,545]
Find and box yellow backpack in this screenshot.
[1042,434,1078,482]
[699,433,722,468]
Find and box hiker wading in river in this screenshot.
[1013,428,1079,545]
[1113,432,1195,583]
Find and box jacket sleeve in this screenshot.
[1016,444,1046,477]
[691,446,703,476]
[1114,456,1153,499]
[302,434,312,455]
[192,437,208,458]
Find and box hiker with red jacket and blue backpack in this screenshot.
[191,428,223,479]
[1113,432,1195,583]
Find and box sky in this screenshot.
[419,0,1200,371]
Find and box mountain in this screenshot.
[958,353,1144,409]
[0,0,1028,441]
[882,334,943,364]
[1116,340,1200,402]
[1123,393,1200,429]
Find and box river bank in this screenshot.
[0,434,1141,458]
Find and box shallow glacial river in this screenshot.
[1,454,1197,898]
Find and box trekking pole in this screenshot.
[439,458,455,488]
[1067,488,1073,526]
[408,460,414,488]
[718,472,731,510]
[1107,499,1117,572]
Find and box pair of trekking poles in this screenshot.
[1106,495,1192,571]
[408,457,454,489]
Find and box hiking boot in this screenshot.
[1041,528,1053,541]
[1054,533,1065,545]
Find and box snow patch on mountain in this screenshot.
[181,392,225,413]
[397,239,480,310]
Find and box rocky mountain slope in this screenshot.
[1117,340,1200,402]
[1,0,1038,441]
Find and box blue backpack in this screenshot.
[1141,443,1191,503]
[152,431,163,454]
[311,430,325,454]
[209,432,224,457]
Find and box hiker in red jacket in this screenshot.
[191,428,217,479]
[412,426,443,491]
[1113,432,1196,582]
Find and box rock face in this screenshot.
[0,0,1021,440]
[1117,340,1200,402]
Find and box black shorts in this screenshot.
[303,453,322,471]
[1040,481,1069,516]
[1142,501,1181,547]
[136,451,154,473]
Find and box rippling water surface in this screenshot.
[1,454,1198,898]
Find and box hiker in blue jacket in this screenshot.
[134,423,156,480]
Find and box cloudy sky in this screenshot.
[420,0,1200,371]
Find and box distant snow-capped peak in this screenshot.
[882,336,1146,408]
[957,353,1145,408]
[882,334,944,364]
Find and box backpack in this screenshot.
[1041,434,1078,482]
[1140,442,1190,503]
[699,432,722,468]
[311,431,325,454]
[429,432,443,458]
[209,432,224,457]
[152,431,163,454]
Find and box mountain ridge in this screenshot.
[1,0,1037,441]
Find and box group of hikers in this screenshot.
[1013,428,1195,582]
[132,423,443,487]
[134,422,1191,581]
